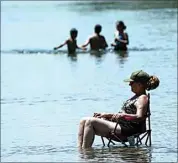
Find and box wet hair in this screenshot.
[70,28,78,35]
[94,24,102,34]
[116,21,126,30]
[145,75,160,91]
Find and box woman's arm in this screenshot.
[93,112,115,118]
[115,33,129,45]
[125,33,129,45]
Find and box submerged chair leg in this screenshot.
[101,137,105,146]
[107,138,115,146]
[135,137,138,146]
[149,130,152,146]
[138,136,142,145]
[139,132,148,142]
[145,134,149,146]
[111,135,128,147]
[145,130,151,146]
[101,137,116,147]
[135,136,141,146]
[107,138,114,147]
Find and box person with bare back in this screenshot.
[54,28,86,54]
[82,24,108,51]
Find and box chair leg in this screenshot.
[145,134,149,146]
[139,132,148,142]
[135,136,142,146]
[107,138,115,145]
[101,137,105,146]
[134,132,148,146]
[138,136,142,145]
[112,134,128,147]
[102,131,151,147]
[101,137,116,147]
[145,130,151,146]
[107,138,112,147]
[149,130,152,146]
[107,138,117,147]
[107,123,128,147]
[135,137,139,146]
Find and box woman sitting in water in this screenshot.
[111,21,129,51]
[78,70,159,148]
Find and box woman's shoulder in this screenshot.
[124,32,129,37]
[137,94,149,105]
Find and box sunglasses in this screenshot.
[129,81,135,85]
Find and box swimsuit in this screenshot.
[114,32,127,51]
[117,97,146,136]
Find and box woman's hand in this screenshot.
[93,113,105,118]
[93,113,101,117]
[93,112,110,119]
[111,113,124,121]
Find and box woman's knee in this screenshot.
[79,117,90,126]
[84,117,98,127]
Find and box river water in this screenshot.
[1,1,177,162]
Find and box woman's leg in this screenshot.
[78,117,90,148]
[82,117,121,148]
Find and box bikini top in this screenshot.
[115,31,125,39]
[121,97,138,114]
[119,95,148,124]
[114,31,126,46]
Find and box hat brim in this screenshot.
[124,78,134,82]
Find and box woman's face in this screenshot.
[116,24,123,31]
[129,81,144,93]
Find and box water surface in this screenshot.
[1,1,177,162]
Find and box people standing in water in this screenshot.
[81,24,108,51]
[54,28,86,54]
[111,21,129,51]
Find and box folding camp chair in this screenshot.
[101,93,152,147]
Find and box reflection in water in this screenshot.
[90,50,107,57]
[67,53,78,62]
[89,49,107,64]
[112,147,152,163]
[114,50,129,65]
[78,146,152,162]
[90,50,107,58]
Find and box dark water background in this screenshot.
[1,1,177,162]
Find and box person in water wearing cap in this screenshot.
[111,21,129,51]
[81,24,108,51]
[54,28,86,54]
[78,70,159,148]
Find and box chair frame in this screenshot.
[101,93,152,147]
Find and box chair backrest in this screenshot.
[138,93,151,133]
[146,93,151,131]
